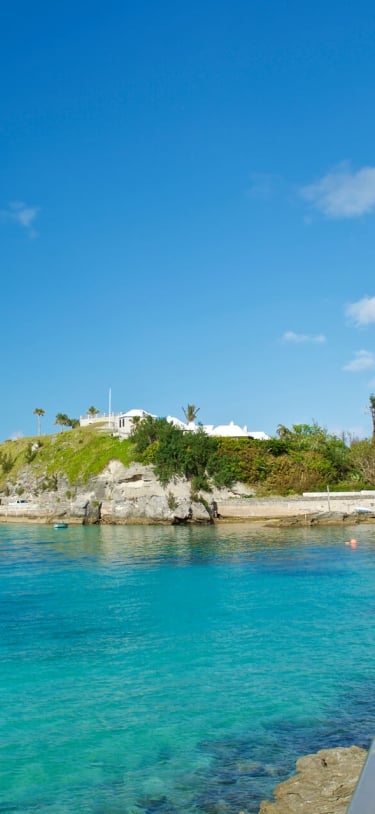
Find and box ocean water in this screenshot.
[1,522,375,813]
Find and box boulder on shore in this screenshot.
[258,745,367,814]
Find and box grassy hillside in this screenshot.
[0,426,134,490]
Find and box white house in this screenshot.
[207,421,249,438]
[167,417,271,440]
[247,431,270,441]
[80,408,270,441]
[166,415,188,430]
[117,409,155,438]
[205,421,270,440]
[80,408,155,437]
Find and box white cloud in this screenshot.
[346,296,375,326]
[301,163,375,218]
[343,350,375,372]
[1,201,40,236]
[282,331,326,344]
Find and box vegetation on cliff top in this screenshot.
[0,419,375,495]
[130,417,362,494]
[0,426,133,490]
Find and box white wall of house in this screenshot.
[117,409,155,438]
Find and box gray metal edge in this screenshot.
[347,740,375,814]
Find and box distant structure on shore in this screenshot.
[79,408,270,441]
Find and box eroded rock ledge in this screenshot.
[258,745,367,814]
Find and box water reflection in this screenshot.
[1,521,375,568]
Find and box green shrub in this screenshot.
[167,491,178,510]
[25,443,37,463]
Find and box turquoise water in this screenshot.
[1,522,375,813]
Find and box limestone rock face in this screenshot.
[0,459,226,524]
[171,498,212,523]
[258,746,367,814]
[109,495,170,521]
[70,497,90,517]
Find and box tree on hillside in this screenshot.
[130,415,218,488]
[350,439,375,486]
[33,408,45,436]
[369,395,375,438]
[182,404,200,423]
[130,415,167,453]
[55,413,71,431]
[87,406,99,417]
[0,451,13,473]
[276,424,291,438]
[277,423,331,451]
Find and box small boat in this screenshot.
[53,522,68,529]
[354,506,373,514]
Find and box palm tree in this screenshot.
[182,404,200,424]
[87,406,99,418]
[55,413,70,431]
[276,424,291,438]
[33,408,45,436]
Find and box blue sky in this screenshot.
[2,0,375,440]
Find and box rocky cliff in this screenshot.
[0,460,226,524]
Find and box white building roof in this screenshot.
[167,416,187,429]
[119,408,155,418]
[209,421,249,438]
[206,422,270,440]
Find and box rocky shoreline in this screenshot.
[1,460,375,526]
[258,745,367,813]
[1,510,374,528]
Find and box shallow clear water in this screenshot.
[1,522,375,813]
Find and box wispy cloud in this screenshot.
[346,296,375,326]
[0,201,40,236]
[343,350,375,372]
[282,331,326,344]
[301,163,375,219]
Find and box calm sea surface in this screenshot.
[1,522,375,813]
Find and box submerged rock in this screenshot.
[266,512,355,528]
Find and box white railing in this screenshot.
[79,413,121,426]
